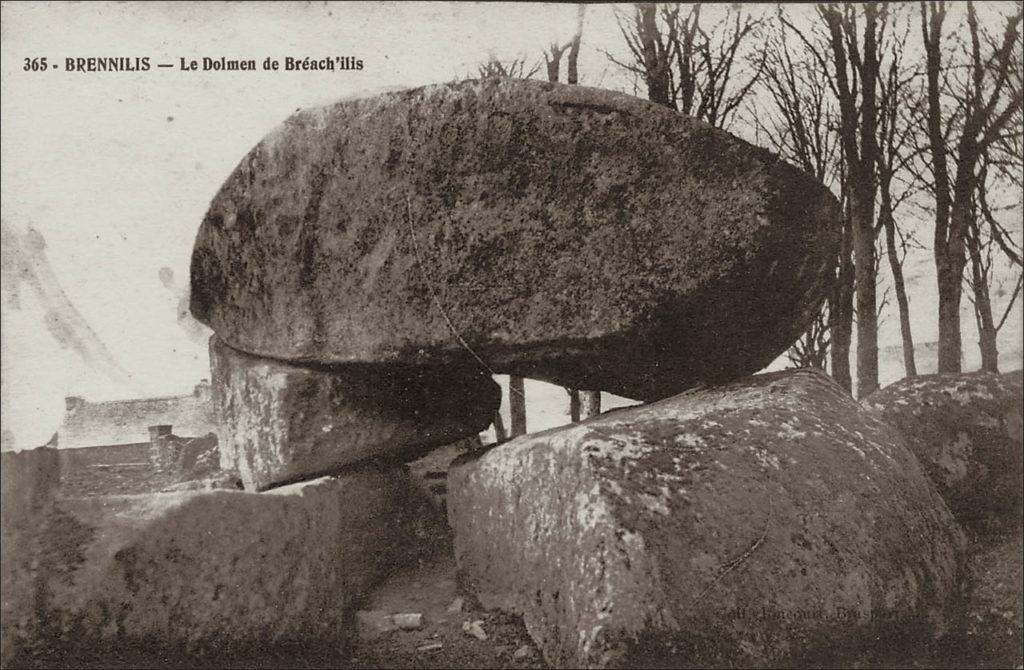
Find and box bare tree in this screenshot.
[918,1,1023,373]
[492,409,508,443]
[778,4,890,396]
[876,27,921,378]
[566,387,582,424]
[545,41,570,84]
[818,2,888,398]
[613,3,675,107]
[509,375,527,436]
[757,19,841,183]
[567,4,584,86]
[477,55,540,80]
[831,173,856,393]
[756,16,848,384]
[608,3,766,130]
[966,155,1024,372]
[787,308,831,370]
[965,206,1001,371]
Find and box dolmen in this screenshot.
[190,77,841,491]
[3,78,972,668]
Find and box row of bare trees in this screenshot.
[613,1,1022,398]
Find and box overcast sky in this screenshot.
[2,2,1020,450]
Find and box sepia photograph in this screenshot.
[1,1,1021,668]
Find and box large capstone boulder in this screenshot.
[447,369,967,668]
[864,370,1023,535]
[190,78,840,401]
[1,448,445,668]
[210,335,499,491]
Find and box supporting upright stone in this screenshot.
[1,457,446,668]
[864,370,1024,534]
[448,369,967,669]
[210,336,500,491]
[1,448,62,666]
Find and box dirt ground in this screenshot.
[952,528,1024,669]
[345,548,547,670]
[337,528,1023,670]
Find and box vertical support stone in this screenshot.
[1,448,62,666]
[209,336,500,491]
[2,464,447,667]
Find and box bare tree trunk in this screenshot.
[936,202,969,374]
[492,410,508,443]
[853,189,879,398]
[509,376,527,437]
[831,211,855,394]
[567,389,581,423]
[967,222,1000,373]
[973,284,1000,373]
[581,391,601,419]
[820,3,883,399]
[936,265,964,374]
[637,3,673,107]
[919,3,1021,375]
[545,49,564,83]
[567,5,584,86]
[978,325,1000,373]
[830,299,853,392]
[880,192,917,377]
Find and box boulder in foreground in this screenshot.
[191,78,840,401]
[1,448,445,668]
[448,369,967,668]
[864,371,1023,535]
[210,335,500,491]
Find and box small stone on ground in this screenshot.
[463,620,488,641]
[393,613,425,630]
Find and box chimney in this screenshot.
[148,425,173,442]
[149,425,175,471]
[193,379,211,402]
[65,396,85,412]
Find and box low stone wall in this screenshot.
[57,442,149,469]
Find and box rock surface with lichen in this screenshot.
[210,335,500,491]
[447,369,967,668]
[0,446,445,668]
[190,78,840,401]
[864,370,1023,535]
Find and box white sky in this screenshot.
[1,2,1020,449]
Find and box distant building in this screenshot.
[43,381,221,493]
[51,380,214,449]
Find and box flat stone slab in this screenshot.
[864,370,1023,535]
[190,78,840,401]
[210,336,500,491]
[447,369,967,668]
[1,447,445,668]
